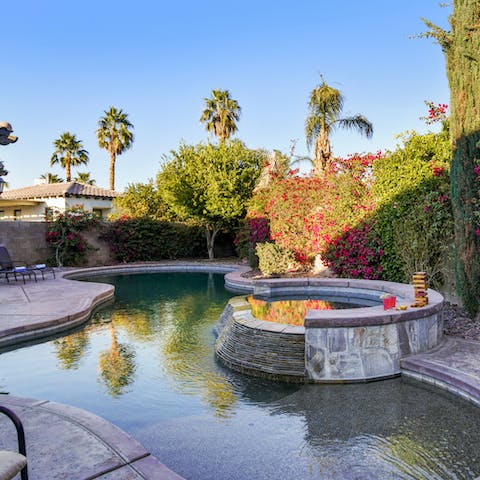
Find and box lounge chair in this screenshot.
[0,244,55,284]
[0,405,28,480]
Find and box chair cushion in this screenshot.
[0,450,27,480]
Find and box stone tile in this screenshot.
[401,337,480,404]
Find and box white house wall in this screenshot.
[0,203,47,221]
[64,197,113,213]
[0,196,114,221]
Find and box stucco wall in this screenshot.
[0,197,113,221]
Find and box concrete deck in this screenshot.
[0,395,182,480]
[0,275,114,349]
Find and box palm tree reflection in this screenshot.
[98,323,136,397]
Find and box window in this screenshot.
[0,210,4,218]
[13,209,21,220]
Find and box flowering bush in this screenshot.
[323,221,384,279]
[248,152,380,267]
[46,206,98,266]
[420,101,449,125]
[234,217,270,266]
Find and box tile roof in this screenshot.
[0,182,118,200]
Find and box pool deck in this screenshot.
[1,262,480,479]
[0,394,183,480]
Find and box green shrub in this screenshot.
[256,242,297,276]
[101,217,206,262]
[111,181,173,220]
[372,128,452,285]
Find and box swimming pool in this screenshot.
[0,272,479,479]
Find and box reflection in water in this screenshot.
[55,273,238,416]
[1,273,480,479]
[98,323,137,397]
[247,296,366,325]
[53,330,90,369]
[159,295,237,416]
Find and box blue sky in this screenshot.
[2,0,450,191]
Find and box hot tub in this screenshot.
[215,276,444,383]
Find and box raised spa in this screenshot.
[215,275,444,383]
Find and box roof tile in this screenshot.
[0,182,118,200]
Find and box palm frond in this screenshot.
[200,89,241,141]
[335,115,374,138]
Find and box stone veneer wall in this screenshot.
[215,299,306,382]
[305,311,444,382]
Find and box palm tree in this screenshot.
[39,172,64,183]
[96,106,134,191]
[74,171,96,185]
[200,89,241,142]
[50,132,89,182]
[305,78,373,175]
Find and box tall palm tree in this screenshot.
[50,132,89,182]
[39,172,64,183]
[74,171,96,185]
[200,89,241,142]
[305,78,373,175]
[96,106,134,191]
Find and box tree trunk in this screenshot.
[205,227,220,260]
[445,0,480,315]
[109,151,116,191]
[66,162,71,182]
[314,127,331,176]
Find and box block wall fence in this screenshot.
[0,221,235,267]
[0,221,112,266]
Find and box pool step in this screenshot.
[401,337,480,407]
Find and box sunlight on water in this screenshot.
[0,272,480,480]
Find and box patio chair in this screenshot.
[0,244,54,284]
[0,405,28,480]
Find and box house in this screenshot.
[0,181,118,221]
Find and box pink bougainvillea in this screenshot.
[322,221,384,280]
[421,101,449,124]
[248,152,382,266]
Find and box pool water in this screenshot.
[1,272,480,480]
[246,295,373,325]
